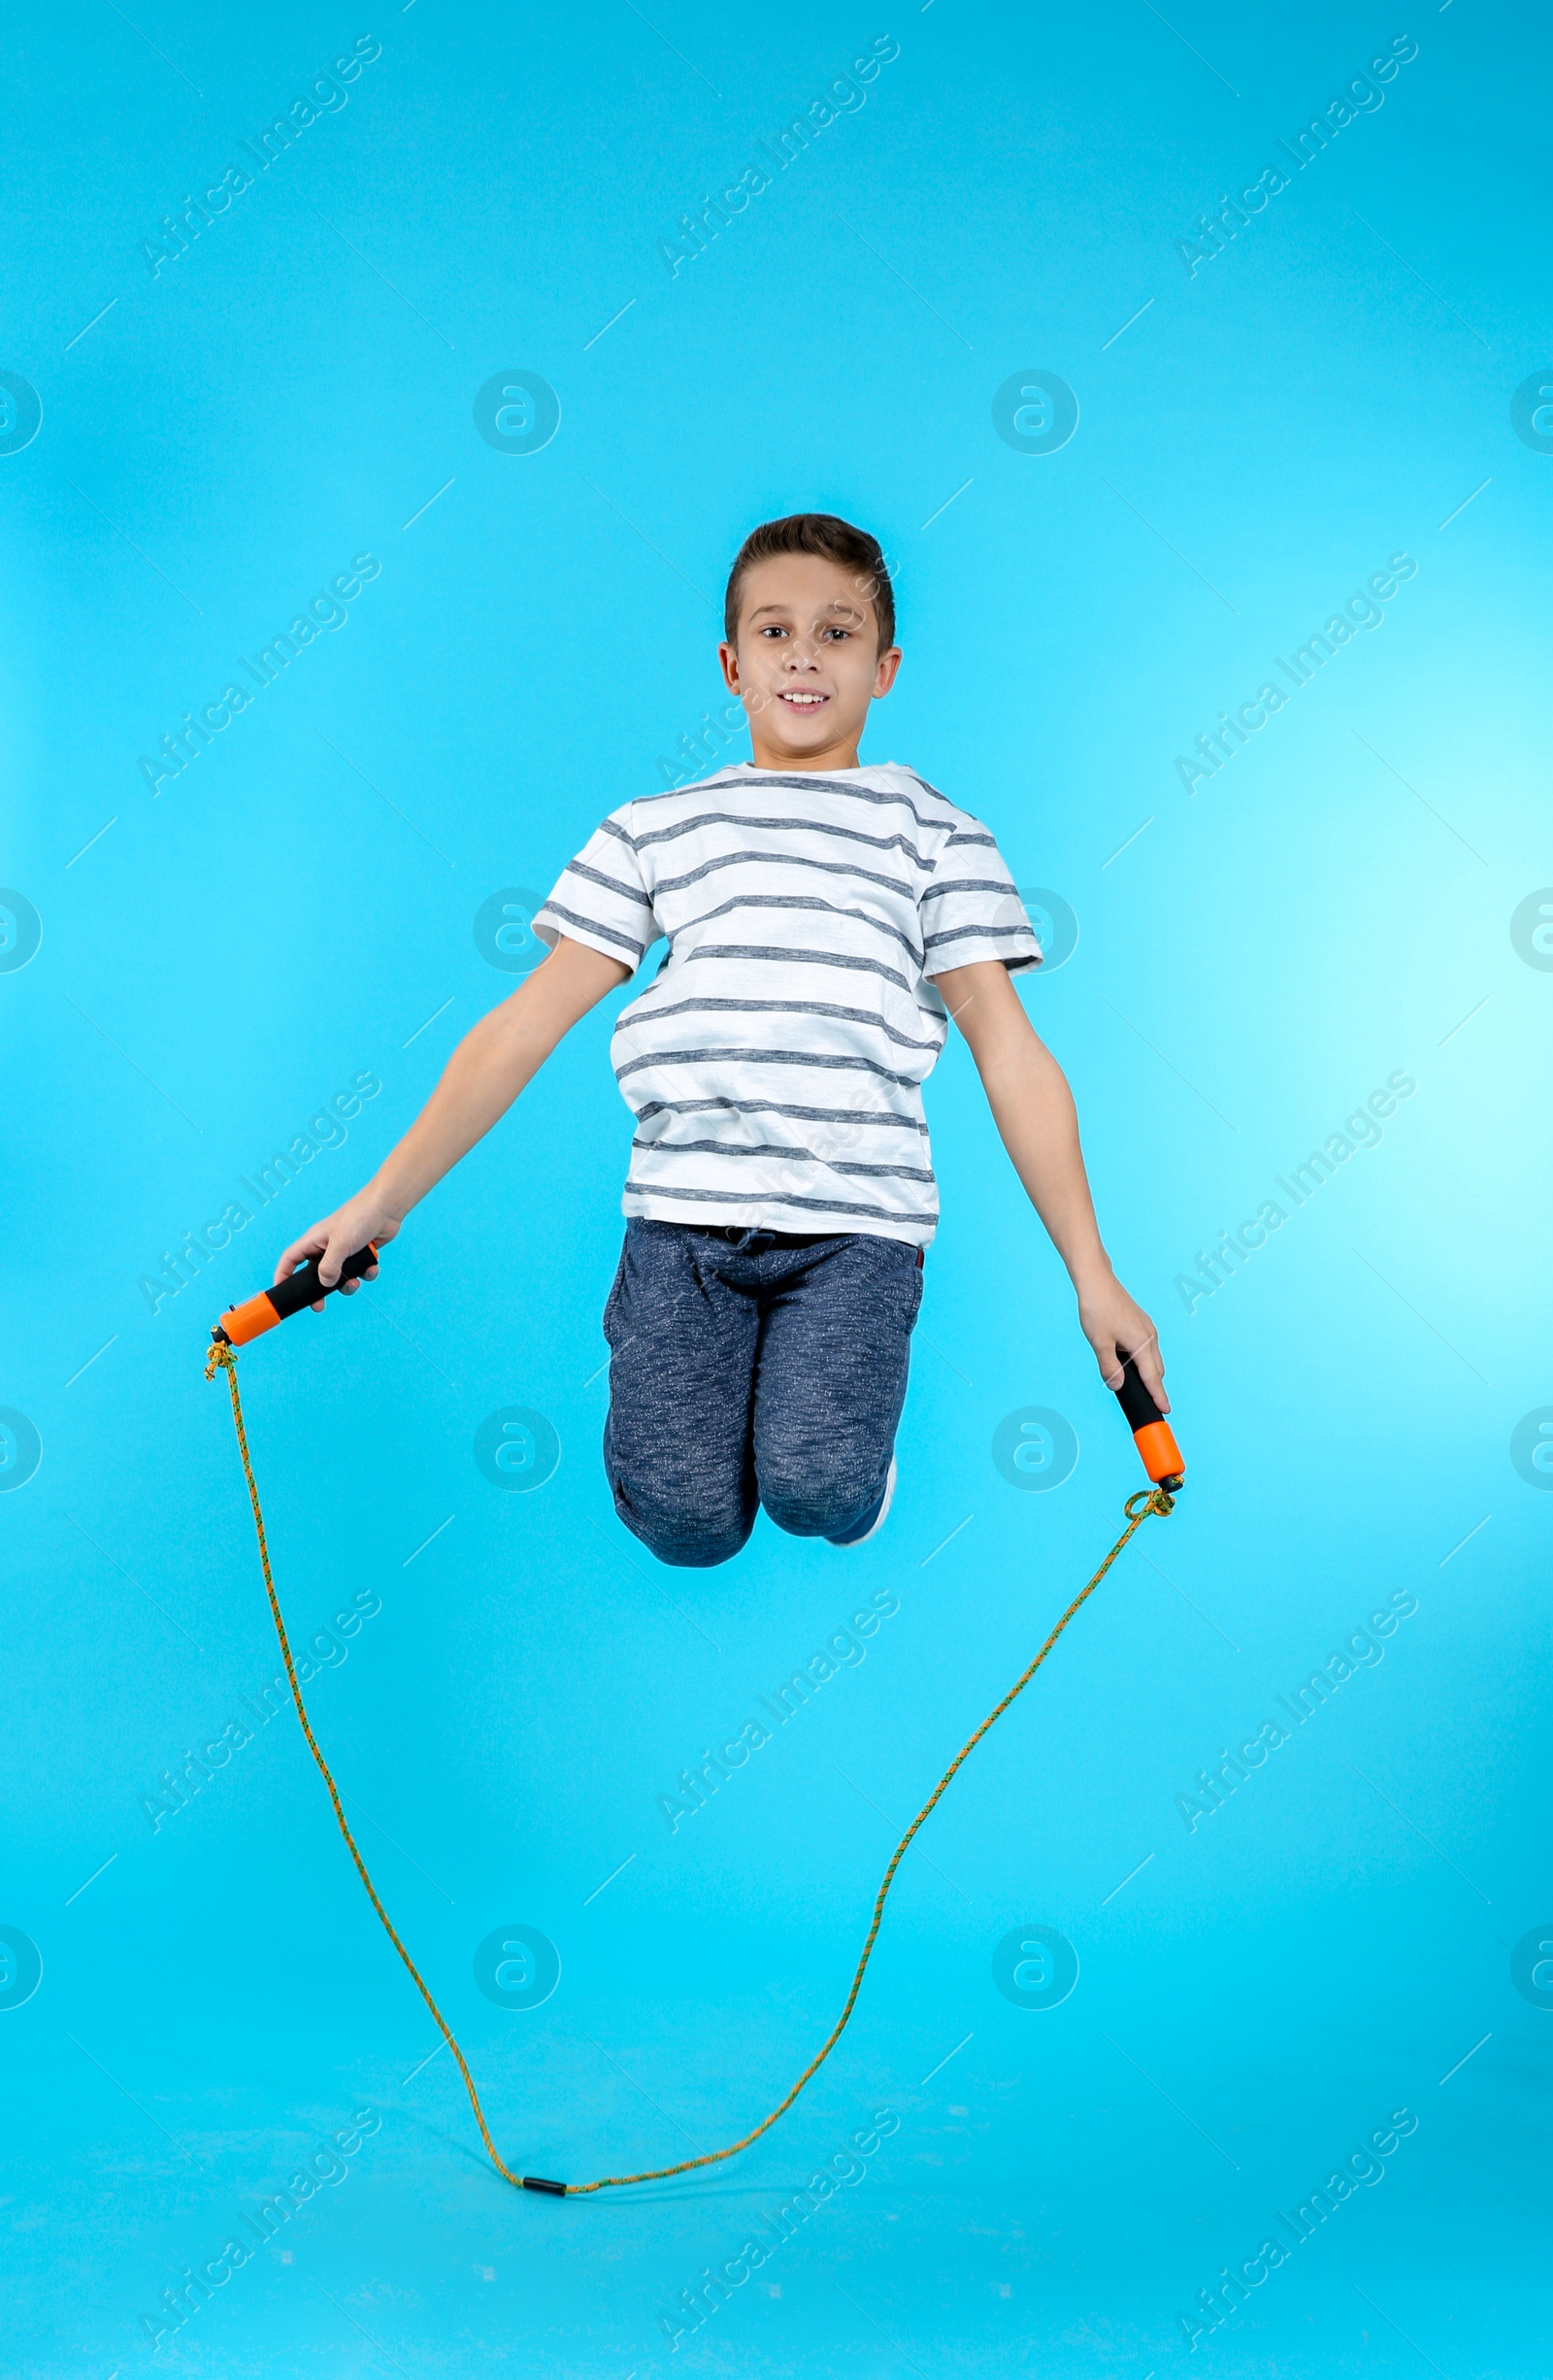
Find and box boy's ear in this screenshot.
[873,645,903,696]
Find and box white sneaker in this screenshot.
[840,1456,896,1546]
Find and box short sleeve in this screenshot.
[918,819,1042,978]
[532,803,662,972]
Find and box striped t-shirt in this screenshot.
[531,762,1041,1246]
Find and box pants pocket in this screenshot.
[601,1240,629,1343]
[885,1240,924,1330]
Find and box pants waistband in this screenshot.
[706,1224,923,1264]
[710,1224,838,1247]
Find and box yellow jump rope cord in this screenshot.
[206,1336,1173,2197]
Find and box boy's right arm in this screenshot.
[273,935,631,1300]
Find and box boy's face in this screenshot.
[719,551,902,772]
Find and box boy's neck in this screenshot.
[746,728,864,774]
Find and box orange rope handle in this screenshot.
[207,1336,1173,2197]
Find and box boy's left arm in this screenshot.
[935,959,1169,1410]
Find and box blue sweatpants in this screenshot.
[600,1219,925,1568]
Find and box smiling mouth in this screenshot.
[778,690,830,710]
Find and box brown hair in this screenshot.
[723,512,895,652]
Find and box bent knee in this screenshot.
[759,1457,882,1541]
[649,1527,748,1570]
[611,1479,752,1570]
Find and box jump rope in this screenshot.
[205,1246,1183,2198]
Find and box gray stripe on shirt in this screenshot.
[922,923,1039,955]
[536,902,644,957]
[616,1042,926,1090]
[633,1095,927,1135]
[919,875,1034,905]
[622,1177,940,1224]
[652,843,936,902]
[673,892,923,965]
[630,808,936,869]
[631,1136,936,1181]
[562,858,655,914]
[677,943,915,995]
[620,993,942,1054]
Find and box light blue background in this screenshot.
[4,4,1550,2373]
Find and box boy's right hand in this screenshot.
[274,1193,401,1312]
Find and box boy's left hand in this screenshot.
[1076,1273,1169,1411]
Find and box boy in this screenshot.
[277,513,1167,1567]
